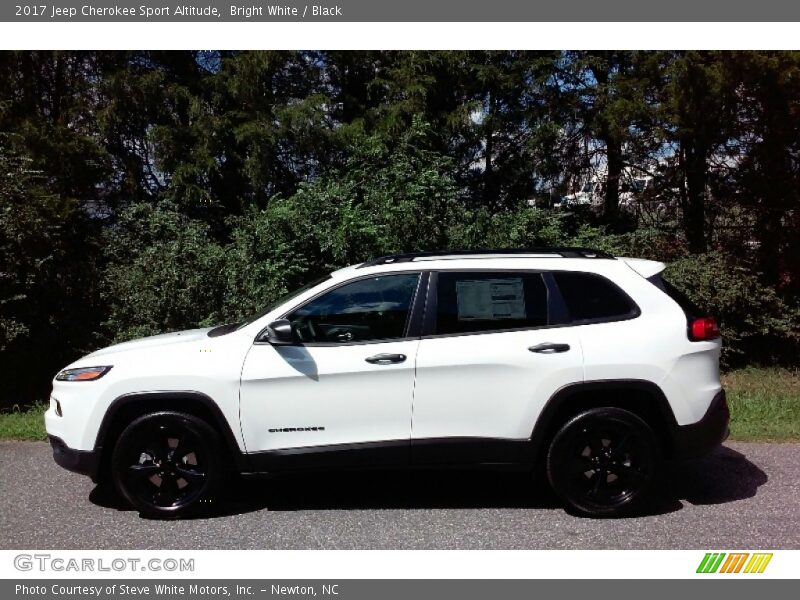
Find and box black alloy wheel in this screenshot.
[546,407,660,518]
[111,411,224,518]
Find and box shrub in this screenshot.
[448,206,570,249]
[103,119,464,334]
[102,201,227,341]
[222,206,312,322]
[665,252,800,367]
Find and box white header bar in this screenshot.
[0,22,799,51]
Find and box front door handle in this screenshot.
[365,353,407,364]
[529,342,571,354]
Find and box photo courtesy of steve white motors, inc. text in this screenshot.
[16,584,261,598]
[13,3,344,18]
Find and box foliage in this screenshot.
[103,201,227,341]
[0,142,42,351]
[1,50,799,406]
[447,206,569,249]
[104,118,460,334]
[263,117,460,265]
[665,253,800,366]
[0,138,102,406]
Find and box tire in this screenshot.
[111,411,224,518]
[546,407,661,518]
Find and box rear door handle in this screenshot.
[528,342,570,354]
[365,353,407,364]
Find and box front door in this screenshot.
[239,272,423,462]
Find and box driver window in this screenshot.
[286,273,421,344]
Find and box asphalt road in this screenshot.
[1,441,798,549]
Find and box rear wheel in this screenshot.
[111,411,224,518]
[546,407,660,517]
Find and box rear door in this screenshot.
[410,270,584,460]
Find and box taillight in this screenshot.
[690,316,720,341]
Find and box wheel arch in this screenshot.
[530,380,679,462]
[93,391,249,482]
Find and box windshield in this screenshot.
[238,274,332,329]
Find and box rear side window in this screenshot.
[552,272,638,323]
[434,271,548,335]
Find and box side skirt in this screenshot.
[243,438,533,476]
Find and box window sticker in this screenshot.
[455,278,526,321]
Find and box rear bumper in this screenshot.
[671,389,730,459]
[49,435,101,482]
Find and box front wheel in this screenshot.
[111,411,224,518]
[546,407,661,518]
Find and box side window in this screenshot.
[287,273,420,343]
[552,271,637,322]
[434,272,548,335]
[648,274,701,320]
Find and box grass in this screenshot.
[0,402,47,441]
[0,368,798,442]
[723,367,800,442]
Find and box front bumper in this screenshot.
[49,435,101,482]
[671,389,730,459]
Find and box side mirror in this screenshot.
[262,319,297,345]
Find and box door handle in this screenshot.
[528,342,571,354]
[365,353,407,364]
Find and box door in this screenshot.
[411,271,584,455]
[240,272,423,459]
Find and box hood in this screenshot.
[85,327,214,359]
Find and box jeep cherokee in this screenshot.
[46,248,729,518]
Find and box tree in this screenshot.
[2,50,800,408]
[570,51,662,222]
[0,51,111,406]
[366,51,563,209]
[252,116,460,273]
[0,137,102,405]
[0,51,112,208]
[723,52,800,287]
[660,52,735,253]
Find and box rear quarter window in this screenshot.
[647,274,702,320]
[552,271,639,323]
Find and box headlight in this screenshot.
[55,366,113,382]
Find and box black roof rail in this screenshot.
[356,247,615,268]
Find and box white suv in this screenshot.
[46,248,729,518]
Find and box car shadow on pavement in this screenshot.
[664,445,768,506]
[88,444,768,519]
[89,468,564,518]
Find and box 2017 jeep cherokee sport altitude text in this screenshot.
[46,248,729,518]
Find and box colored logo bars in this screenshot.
[697,552,773,574]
